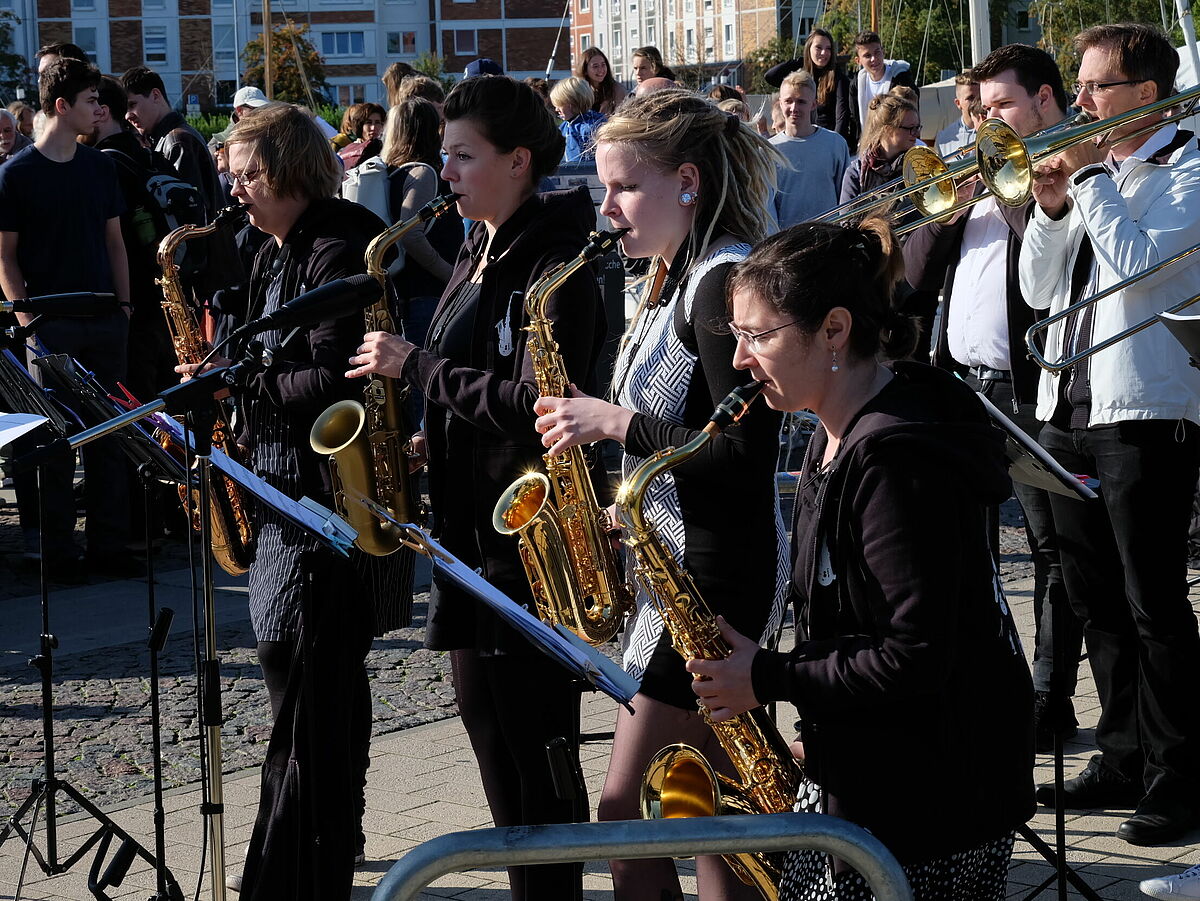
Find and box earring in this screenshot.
[830,349,839,373]
[679,191,697,206]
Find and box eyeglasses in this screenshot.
[729,320,799,352]
[1072,79,1146,96]
[228,168,263,188]
[897,123,923,136]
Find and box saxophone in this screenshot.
[491,229,635,645]
[157,206,255,576]
[310,194,460,556]
[621,381,803,901]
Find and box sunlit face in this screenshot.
[597,142,695,260]
[555,102,578,121]
[125,91,162,135]
[441,118,527,224]
[228,141,277,233]
[980,69,1048,138]
[880,110,920,159]
[587,54,608,83]
[0,117,15,153]
[1074,46,1156,143]
[60,88,102,137]
[780,82,815,134]
[632,55,656,83]
[730,286,818,412]
[856,42,885,78]
[808,36,833,70]
[361,112,384,142]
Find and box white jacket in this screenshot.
[1018,125,1200,425]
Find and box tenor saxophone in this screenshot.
[157,207,255,575]
[620,381,802,901]
[491,229,635,645]
[310,194,460,556]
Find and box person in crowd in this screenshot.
[936,72,979,157]
[967,96,988,130]
[636,76,677,96]
[0,58,132,579]
[382,60,417,106]
[532,88,787,901]
[578,47,627,115]
[840,89,919,204]
[338,101,387,170]
[0,109,32,163]
[707,84,742,102]
[1142,862,1200,900]
[719,98,751,121]
[393,75,447,121]
[551,76,605,162]
[1019,22,1200,846]
[848,30,914,143]
[691,216,1035,901]
[347,75,606,901]
[179,103,401,899]
[8,101,34,137]
[631,45,677,84]
[464,57,504,78]
[35,41,87,77]
[379,96,463,424]
[765,29,854,148]
[771,69,850,228]
[524,76,557,117]
[905,42,1082,754]
[209,86,272,151]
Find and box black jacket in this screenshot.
[752,362,1035,864]
[903,187,1043,405]
[764,60,854,148]
[848,66,916,142]
[403,186,607,653]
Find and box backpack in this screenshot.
[341,155,393,224]
[103,146,207,273]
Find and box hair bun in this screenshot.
[725,112,741,136]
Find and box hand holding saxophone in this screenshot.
[685,615,762,722]
[533,386,633,456]
[346,330,416,380]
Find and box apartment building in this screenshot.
[11,0,570,107]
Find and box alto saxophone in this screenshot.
[310,194,460,556]
[157,207,255,576]
[620,382,802,901]
[491,229,635,646]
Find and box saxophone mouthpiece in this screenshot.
[582,228,631,261]
[423,194,464,221]
[213,205,243,226]
[706,380,764,432]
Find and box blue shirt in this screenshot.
[561,109,606,162]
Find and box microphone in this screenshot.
[1,292,118,316]
[230,274,379,341]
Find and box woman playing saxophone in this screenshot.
[534,89,788,901]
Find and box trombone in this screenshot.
[1024,241,1200,372]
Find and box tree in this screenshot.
[413,50,458,94]
[242,22,329,106]
[1028,0,1184,85]
[0,11,30,103]
[743,36,798,94]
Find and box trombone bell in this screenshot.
[901,145,957,218]
[975,119,1033,208]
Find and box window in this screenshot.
[213,0,232,8]
[668,0,674,16]
[321,31,365,56]
[685,0,694,13]
[335,84,367,105]
[580,33,591,51]
[685,27,695,58]
[668,32,676,56]
[452,29,477,55]
[704,25,713,52]
[144,0,165,10]
[213,24,236,62]
[74,26,97,62]
[580,0,589,9]
[144,26,168,63]
[612,28,621,49]
[387,31,417,54]
[723,22,733,56]
[72,0,95,10]
[598,31,604,48]
[1016,10,1030,29]
[646,23,654,44]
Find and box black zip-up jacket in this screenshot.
[903,185,1045,405]
[402,186,607,653]
[752,362,1035,864]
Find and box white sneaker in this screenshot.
[1142,864,1200,899]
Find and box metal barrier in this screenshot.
[371,812,913,901]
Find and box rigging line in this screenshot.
[887,0,905,66]
[916,0,935,84]
[281,12,318,111]
[941,0,965,72]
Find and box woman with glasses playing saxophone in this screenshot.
[689,219,1035,901]
[347,76,607,901]
[533,90,789,901]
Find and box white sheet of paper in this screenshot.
[0,412,49,448]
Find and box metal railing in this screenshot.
[371,813,913,901]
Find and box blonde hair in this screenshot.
[597,88,783,255]
[780,69,817,95]
[226,103,341,201]
[858,92,917,159]
[394,74,445,106]
[717,98,750,121]
[549,76,594,115]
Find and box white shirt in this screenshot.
[936,119,975,158]
[947,196,1011,370]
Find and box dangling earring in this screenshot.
[830,349,840,373]
[679,191,697,206]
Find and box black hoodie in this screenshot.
[752,361,1035,864]
[402,186,607,653]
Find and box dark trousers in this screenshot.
[14,312,130,559]
[451,648,586,901]
[971,375,1083,695]
[1040,419,1200,798]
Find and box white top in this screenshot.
[947,196,1011,370]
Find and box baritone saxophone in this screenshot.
[491,229,635,646]
[157,206,255,575]
[310,194,460,556]
[620,381,803,901]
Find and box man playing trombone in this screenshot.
[1019,22,1200,846]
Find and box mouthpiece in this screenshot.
[582,228,631,262]
[706,380,764,432]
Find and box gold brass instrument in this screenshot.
[492,229,635,645]
[1024,240,1200,372]
[620,381,804,901]
[310,193,460,556]
[158,206,255,576]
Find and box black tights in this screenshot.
[451,648,586,901]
